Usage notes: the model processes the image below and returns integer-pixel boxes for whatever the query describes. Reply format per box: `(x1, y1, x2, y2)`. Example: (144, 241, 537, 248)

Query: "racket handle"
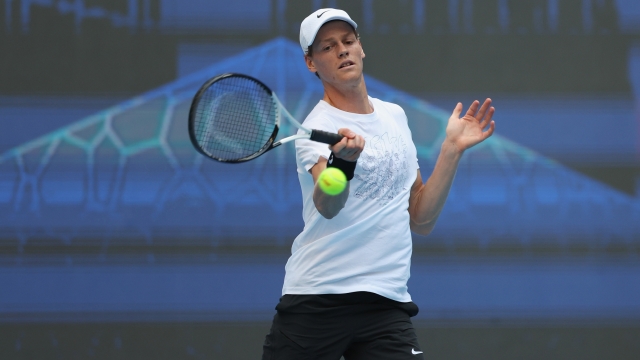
(310, 129, 344, 145)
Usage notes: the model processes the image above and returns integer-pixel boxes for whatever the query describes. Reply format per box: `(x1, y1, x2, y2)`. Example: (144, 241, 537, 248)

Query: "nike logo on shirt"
(412, 348, 423, 355)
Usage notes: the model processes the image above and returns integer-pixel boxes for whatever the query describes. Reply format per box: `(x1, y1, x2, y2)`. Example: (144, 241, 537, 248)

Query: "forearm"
(310, 155, 351, 219)
(410, 141, 462, 234)
(313, 182, 350, 219)
(309, 128, 365, 219)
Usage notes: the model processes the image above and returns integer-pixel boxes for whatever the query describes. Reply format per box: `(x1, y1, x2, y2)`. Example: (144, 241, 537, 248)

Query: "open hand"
(446, 99, 495, 153)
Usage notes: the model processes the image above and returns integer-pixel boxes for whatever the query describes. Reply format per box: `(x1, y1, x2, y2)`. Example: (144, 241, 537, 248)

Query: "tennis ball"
(318, 167, 347, 196)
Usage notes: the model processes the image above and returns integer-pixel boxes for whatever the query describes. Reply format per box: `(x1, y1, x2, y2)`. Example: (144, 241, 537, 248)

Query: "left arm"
(409, 99, 495, 235)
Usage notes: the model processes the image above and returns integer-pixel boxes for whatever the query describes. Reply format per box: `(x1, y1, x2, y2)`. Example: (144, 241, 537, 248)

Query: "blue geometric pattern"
(0, 38, 638, 251)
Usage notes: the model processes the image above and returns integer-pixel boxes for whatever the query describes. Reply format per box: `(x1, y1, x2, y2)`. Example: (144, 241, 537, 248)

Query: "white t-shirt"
(282, 97, 419, 302)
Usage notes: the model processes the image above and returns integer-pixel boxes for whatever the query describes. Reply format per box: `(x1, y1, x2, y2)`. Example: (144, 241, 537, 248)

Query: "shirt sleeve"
(295, 116, 337, 172)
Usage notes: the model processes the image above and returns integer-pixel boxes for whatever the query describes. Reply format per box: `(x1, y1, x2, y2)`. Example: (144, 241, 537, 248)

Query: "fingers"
(479, 106, 495, 129)
(337, 128, 356, 139)
(452, 102, 463, 118)
(463, 99, 493, 123)
(330, 128, 365, 162)
(474, 98, 492, 122)
(482, 120, 496, 140)
(465, 100, 479, 118)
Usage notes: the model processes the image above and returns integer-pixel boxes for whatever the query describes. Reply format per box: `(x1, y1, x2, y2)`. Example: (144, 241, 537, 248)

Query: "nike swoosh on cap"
(317, 10, 330, 18)
(412, 348, 423, 355)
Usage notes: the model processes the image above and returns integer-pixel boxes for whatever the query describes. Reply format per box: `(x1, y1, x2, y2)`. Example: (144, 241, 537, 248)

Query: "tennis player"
(262, 8, 495, 360)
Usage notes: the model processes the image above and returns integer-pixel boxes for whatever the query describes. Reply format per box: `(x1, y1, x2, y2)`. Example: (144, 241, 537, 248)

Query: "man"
(262, 8, 495, 359)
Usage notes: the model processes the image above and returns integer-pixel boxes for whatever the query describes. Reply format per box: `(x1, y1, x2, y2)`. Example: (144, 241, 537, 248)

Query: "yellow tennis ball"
(318, 167, 347, 196)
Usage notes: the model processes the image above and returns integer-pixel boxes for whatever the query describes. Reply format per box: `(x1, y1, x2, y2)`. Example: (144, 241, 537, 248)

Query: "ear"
(304, 54, 317, 74)
(358, 40, 365, 59)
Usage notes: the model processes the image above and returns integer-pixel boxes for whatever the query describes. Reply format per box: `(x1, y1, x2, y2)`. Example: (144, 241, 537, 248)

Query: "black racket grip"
(309, 129, 344, 145)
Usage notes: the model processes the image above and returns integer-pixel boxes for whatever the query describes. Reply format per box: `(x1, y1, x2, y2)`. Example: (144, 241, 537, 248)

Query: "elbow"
(316, 202, 344, 219)
(313, 187, 348, 219)
(319, 209, 339, 219)
(410, 219, 436, 236)
(411, 226, 433, 236)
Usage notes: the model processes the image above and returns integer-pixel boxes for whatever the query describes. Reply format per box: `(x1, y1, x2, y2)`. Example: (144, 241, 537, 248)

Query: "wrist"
(441, 139, 464, 160)
(327, 152, 357, 181)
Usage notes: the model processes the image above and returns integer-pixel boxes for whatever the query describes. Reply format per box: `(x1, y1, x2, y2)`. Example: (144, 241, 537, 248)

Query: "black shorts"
(261, 292, 424, 360)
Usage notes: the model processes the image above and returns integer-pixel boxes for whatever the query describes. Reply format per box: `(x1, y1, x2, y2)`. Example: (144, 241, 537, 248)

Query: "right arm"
(310, 128, 365, 219)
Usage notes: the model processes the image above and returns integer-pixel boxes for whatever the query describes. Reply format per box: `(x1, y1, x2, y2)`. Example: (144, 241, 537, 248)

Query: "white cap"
(299, 8, 358, 54)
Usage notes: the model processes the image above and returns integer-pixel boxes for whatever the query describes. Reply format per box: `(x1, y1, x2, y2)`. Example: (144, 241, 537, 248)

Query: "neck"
(322, 77, 372, 114)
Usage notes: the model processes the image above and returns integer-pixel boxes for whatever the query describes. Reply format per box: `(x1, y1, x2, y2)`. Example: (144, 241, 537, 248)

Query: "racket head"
(188, 73, 280, 163)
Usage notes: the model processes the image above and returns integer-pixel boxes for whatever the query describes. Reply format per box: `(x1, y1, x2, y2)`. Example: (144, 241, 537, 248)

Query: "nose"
(338, 43, 349, 58)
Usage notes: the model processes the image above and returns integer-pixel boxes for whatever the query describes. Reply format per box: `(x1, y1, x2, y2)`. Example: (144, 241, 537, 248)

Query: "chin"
(337, 69, 363, 82)
(343, 73, 364, 84)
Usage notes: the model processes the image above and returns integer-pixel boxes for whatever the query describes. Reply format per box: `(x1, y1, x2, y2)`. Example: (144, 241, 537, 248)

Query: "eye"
(323, 45, 331, 51)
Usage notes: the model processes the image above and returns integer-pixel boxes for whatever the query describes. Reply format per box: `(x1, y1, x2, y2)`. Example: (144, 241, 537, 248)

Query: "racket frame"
(188, 73, 338, 163)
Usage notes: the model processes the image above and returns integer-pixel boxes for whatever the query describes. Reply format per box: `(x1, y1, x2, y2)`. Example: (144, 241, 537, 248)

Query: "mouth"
(339, 60, 355, 69)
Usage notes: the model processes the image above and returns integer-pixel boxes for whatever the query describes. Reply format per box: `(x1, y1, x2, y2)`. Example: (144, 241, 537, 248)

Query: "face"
(305, 21, 365, 86)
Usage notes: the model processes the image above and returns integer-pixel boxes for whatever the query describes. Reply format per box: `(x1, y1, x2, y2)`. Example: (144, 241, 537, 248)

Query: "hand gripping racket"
(188, 73, 344, 163)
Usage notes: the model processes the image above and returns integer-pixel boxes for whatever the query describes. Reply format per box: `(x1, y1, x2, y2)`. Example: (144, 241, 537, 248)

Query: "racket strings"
(193, 76, 277, 161)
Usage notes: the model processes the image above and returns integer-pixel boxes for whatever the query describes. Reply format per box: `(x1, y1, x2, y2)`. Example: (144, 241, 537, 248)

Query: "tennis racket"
(188, 73, 344, 163)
